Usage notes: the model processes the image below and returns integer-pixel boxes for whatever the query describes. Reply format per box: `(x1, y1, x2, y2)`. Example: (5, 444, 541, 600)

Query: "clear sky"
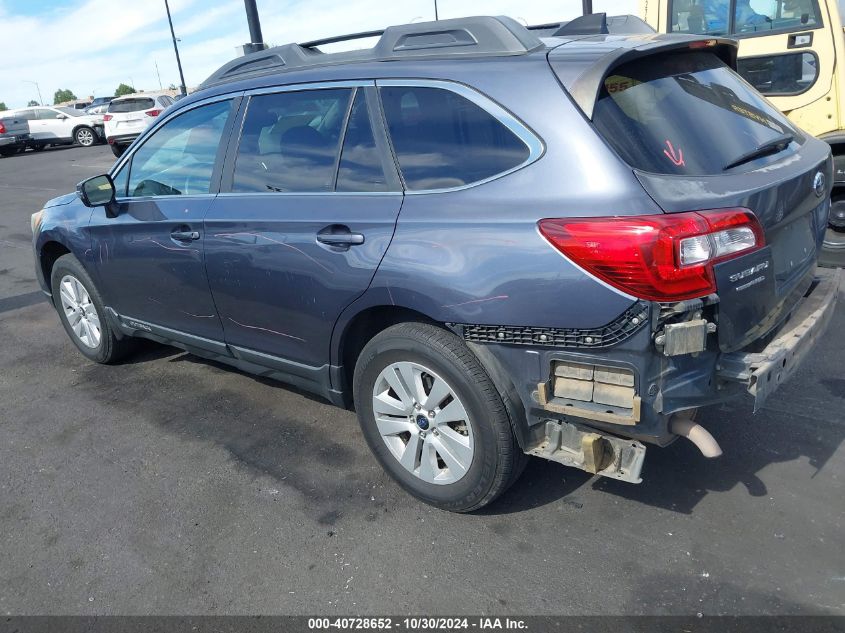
(0, 0, 637, 109)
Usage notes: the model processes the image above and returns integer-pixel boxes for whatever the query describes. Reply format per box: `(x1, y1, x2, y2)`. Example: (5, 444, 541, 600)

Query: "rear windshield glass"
(108, 98, 155, 113)
(592, 52, 801, 175)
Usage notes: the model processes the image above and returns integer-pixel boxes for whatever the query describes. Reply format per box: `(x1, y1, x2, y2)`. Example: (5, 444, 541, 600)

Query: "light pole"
(23, 80, 43, 106)
(434, 0, 439, 20)
(164, 0, 187, 95)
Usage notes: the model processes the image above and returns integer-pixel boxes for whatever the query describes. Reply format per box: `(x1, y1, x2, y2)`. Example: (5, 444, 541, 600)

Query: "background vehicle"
(32, 16, 838, 511)
(640, 0, 845, 266)
(84, 104, 109, 116)
(9, 106, 103, 149)
(0, 112, 30, 157)
(89, 96, 114, 109)
(104, 94, 174, 157)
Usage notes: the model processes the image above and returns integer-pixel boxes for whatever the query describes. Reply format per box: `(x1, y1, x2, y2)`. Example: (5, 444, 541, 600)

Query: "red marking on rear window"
(664, 140, 685, 167)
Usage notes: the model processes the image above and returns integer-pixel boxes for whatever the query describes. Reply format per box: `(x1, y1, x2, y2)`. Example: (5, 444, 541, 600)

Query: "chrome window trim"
(215, 190, 401, 199)
(244, 79, 375, 97)
(375, 78, 545, 195)
(108, 91, 242, 178)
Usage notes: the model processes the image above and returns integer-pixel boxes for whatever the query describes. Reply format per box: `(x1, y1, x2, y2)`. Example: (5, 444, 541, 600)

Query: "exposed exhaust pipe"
(670, 415, 723, 458)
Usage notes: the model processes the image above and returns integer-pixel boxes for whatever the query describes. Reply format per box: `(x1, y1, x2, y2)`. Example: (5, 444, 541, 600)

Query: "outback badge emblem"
(813, 171, 825, 197)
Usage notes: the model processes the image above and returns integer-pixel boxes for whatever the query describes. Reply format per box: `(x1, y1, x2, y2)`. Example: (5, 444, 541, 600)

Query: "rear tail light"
(538, 209, 765, 302)
(103, 114, 113, 122)
(144, 109, 162, 117)
(0, 121, 6, 134)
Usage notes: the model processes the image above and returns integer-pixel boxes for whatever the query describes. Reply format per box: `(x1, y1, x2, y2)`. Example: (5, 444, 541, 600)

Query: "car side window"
(232, 88, 351, 193)
(17, 110, 36, 121)
(379, 86, 530, 191)
(126, 100, 232, 198)
(37, 109, 58, 120)
(336, 90, 390, 192)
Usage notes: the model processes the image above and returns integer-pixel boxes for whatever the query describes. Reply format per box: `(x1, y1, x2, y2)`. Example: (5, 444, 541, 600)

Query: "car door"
(203, 84, 403, 371)
(36, 108, 72, 141)
(88, 96, 238, 345)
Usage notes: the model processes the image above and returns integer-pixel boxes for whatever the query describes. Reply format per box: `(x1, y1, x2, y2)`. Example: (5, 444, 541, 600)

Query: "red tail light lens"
(0, 121, 6, 134)
(144, 109, 162, 117)
(103, 114, 113, 122)
(538, 209, 765, 302)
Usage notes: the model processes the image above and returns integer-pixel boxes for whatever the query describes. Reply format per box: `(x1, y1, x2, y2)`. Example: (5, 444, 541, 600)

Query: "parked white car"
(104, 94, 174, 157)
(9, 106, 104, 149)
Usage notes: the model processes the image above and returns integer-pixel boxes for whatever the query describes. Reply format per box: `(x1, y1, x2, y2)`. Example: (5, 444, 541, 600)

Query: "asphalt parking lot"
(0, 145, 843, 616)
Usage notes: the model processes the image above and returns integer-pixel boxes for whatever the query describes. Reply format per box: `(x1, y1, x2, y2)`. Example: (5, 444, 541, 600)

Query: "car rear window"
(592, 52, 802, 175)
(379, 86, 530, 190)
(109, 98, 155, 113)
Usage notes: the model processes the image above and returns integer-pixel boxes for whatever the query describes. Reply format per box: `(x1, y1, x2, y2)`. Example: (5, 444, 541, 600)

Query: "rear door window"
(592, 52, 801, 175)
(109, 98, 155, 113)
(378, 86, 530, 191)
(232, 88, 351, 193)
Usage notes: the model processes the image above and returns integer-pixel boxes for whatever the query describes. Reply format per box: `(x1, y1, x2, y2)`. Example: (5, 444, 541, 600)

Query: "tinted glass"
(109, 98, 155, 113)
(17, 110, 37, 121)
(337, 90, 389, 192)
(670, 0, 819, 34)
(37, 109, 61, 120)
(233, 89, 350, 193)
(127, 100, 231, 197)
(737, 52, 818, 94)
(593, 52, 800, 175)
(379, 86, 529, 190)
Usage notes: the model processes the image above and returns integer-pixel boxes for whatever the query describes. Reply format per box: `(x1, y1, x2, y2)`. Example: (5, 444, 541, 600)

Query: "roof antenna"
(242, 0, 268, 54)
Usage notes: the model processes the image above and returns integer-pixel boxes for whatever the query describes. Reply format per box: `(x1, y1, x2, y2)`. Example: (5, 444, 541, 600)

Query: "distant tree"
(53, 88, 77, 104)
(0, 102, 6, 111)
(167, 83, 177, 90)
(114, 83, 135, 97)
(27, 100, 39, 107)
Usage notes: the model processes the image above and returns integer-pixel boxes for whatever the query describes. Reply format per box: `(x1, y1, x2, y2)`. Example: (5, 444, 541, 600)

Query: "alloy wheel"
(371, 361, 474, 485)
(58, 274, 101, 348)
(76, 129, 95, 146)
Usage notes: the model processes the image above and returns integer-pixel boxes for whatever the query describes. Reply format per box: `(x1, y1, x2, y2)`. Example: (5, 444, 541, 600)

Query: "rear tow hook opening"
(670, 414, 723, 458)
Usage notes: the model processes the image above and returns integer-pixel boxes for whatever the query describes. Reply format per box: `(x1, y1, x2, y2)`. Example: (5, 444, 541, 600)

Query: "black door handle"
(316, 226, 365, 247)
(171, 228, 200, 241)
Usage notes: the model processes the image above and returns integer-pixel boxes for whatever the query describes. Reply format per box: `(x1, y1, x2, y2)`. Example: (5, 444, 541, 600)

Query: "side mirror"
(56, 114, 67, 120)
(77, 174, 118, 218)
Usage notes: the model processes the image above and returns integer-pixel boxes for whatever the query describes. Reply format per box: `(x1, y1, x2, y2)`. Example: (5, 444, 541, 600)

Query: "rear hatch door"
(106, 97, 156, 136)
(554, 44, 832, 350)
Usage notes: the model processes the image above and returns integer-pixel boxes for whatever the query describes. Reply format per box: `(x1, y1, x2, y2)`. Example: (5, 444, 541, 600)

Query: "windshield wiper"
(723, 133, 794, 171)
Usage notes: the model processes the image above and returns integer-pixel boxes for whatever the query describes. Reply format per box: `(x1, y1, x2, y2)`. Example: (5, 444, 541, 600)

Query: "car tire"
(31, 144, 45, 152)
(50, 254, 135, 364)
(110, 144, 126, 158)
(353, 322, 526, 512)
(74, 126, 96, 147)
(0, 147, 16, 157)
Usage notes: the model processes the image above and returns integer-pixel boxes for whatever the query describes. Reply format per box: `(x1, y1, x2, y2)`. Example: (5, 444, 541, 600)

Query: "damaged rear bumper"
(717, 267, 842, 411)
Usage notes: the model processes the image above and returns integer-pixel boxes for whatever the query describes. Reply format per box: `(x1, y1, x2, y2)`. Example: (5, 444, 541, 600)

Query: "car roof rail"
(200, 15, 544, 89)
